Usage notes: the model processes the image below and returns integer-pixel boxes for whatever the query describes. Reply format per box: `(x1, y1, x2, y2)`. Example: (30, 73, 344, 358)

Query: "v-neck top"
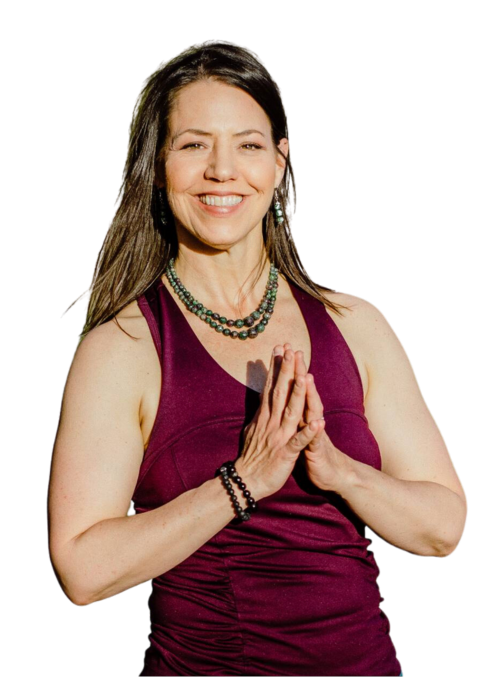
(132, 276, 402, 677)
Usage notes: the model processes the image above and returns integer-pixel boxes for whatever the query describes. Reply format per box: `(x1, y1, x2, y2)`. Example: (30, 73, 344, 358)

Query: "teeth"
(199, 194, 243, 206)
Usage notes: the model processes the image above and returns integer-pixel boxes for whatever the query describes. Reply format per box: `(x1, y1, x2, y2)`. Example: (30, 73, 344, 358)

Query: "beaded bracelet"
(215, 460, 258, 524)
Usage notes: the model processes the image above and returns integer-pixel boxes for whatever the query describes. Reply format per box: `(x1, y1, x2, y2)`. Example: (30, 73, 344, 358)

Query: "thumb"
(305, 418, 326, 451)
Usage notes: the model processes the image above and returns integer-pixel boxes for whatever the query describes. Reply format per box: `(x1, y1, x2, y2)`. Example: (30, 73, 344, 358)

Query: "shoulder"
(74, 310, 140, 390)
(324, 289, 418, 395)
(115, 298, 161, 374)
(324, 290, 392, 334)
(72, 300, 159, 406)
(324, 290, 388, 333)
(324, 289, 379, 317)
(332, 294, 400, 364)
(322, 290, 402, 398)
(117, 298, 146, 319)
(79, 300, 150, 361)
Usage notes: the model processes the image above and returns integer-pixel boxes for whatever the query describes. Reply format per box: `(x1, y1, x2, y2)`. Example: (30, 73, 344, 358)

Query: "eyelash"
(181, 143, 263, 151)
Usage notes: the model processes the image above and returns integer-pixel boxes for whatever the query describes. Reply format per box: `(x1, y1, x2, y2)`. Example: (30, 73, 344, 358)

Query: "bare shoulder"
(115, 297, 161, 373)
(322, 290, 392, 400)
(328, 292, 408, 386)
(324, 290, 386, 330)
(80, 300, 151, 364)
(116, 298, 146, 321)
(325, 290, 391, 348)
(114, 299, 162, 444)
(100, 299, 155, 342)
(74, 300, 159, 404)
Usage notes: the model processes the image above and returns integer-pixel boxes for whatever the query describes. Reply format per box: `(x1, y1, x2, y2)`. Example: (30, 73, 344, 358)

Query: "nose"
(204, 141, 239, 182)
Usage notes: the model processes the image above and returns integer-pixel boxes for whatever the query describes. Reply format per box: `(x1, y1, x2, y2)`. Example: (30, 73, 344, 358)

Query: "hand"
(236, 345, 323, 501)
(283, 343, 355, 494)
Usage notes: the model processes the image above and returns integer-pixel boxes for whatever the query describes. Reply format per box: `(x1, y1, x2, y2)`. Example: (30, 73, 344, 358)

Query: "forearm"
(61, 472, 251, 606)
(336, 458, 466, 557)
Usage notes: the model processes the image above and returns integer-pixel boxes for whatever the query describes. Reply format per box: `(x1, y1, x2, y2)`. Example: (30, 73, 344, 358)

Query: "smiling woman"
(155, 78, 289, 253)
(48, 39, 465, 677)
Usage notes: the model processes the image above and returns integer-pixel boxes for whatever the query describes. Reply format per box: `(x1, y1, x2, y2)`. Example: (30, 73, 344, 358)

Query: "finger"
(293, 348, 324, 427)
(285, 418, 322, 453)
(260, 345, 285, 413)
(270, 347, 297, 423)
(306, 417, 326, 448)
(305, 373, 324, 421)
(289, 345, 305, 383)
(294, 350, 307, 381)
(295, 351, 310, 427)
(280, 373, 307, 434)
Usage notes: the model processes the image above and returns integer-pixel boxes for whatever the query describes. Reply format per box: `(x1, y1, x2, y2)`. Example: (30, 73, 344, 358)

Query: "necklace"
(166, 258, 279, 340)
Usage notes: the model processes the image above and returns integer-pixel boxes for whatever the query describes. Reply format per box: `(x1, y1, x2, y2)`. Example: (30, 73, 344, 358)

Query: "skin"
(152, 79, 334, 492)
(154, 80, 467, 558)
(154, 79, 289, 308)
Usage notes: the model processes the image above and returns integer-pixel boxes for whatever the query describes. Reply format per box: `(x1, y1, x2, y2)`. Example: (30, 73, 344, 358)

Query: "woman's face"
(157, 79, 288, 249)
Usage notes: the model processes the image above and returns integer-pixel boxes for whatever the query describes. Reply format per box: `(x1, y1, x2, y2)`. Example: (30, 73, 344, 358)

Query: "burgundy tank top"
(132, 276, 402, 676)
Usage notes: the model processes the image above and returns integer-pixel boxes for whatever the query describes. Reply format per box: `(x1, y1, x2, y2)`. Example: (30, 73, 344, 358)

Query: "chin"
(194, 222, 254, 244)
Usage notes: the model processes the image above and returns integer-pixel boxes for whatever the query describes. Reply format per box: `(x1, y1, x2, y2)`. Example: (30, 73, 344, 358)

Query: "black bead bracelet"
(215, 460, 258, 524)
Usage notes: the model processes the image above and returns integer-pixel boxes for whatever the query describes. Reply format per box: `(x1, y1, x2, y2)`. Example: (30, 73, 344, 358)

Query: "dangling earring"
(158, 188, 168, 226)
(273, 189, 284, 226)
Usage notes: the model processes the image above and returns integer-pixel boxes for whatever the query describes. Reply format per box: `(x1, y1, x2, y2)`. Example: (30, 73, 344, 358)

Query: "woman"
(48, 41, 466, 676)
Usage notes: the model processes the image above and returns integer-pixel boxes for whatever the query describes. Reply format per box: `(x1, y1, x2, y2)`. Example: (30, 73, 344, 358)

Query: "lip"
(195, 192, 248, 217)
(196, 190, 247, 196)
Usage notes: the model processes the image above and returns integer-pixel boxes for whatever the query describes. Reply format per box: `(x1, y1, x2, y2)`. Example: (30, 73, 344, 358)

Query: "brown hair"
(68, 40, 349, 342)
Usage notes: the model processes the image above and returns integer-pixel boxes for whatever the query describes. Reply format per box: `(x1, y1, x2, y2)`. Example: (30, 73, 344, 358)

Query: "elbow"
(61, 590, 90, 606)
(59, 581, 99, 607)
(431, 496, 467, 558)
(56, 571, 94, 606)
(433, 538, 460, 558)
(49, 546, 94, 607)
(445, 496, 467, 556)
(68, 586, 93, 606)
(435, 530, 465, 558)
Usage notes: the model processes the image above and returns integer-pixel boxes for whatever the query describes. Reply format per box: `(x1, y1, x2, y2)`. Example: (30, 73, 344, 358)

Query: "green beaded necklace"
(166, 258, 279, 340)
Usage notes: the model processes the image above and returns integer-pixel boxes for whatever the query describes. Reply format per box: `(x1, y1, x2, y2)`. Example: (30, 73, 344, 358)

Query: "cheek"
(165, 157, 201, 191)
(244, 157, 278, 186)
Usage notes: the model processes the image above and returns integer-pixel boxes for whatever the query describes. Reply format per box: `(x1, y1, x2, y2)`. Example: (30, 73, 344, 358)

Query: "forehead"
(169, 79, 271, 133)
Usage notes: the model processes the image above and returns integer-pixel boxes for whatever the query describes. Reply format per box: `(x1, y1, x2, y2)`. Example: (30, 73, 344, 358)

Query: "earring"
(273, 190, 284, 226)
(158, 188, 168, 226)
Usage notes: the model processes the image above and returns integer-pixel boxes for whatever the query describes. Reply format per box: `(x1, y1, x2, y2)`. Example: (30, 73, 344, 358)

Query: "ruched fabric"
(133, 277, 403, 676)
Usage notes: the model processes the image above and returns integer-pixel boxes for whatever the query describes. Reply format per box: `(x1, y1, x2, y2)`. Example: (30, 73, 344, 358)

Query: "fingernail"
(310, 420, 318, 431)
(296, 377, 304, 387)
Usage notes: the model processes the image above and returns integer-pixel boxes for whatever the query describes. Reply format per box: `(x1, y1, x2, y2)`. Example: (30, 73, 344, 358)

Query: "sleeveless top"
(132, 276, 403, 677)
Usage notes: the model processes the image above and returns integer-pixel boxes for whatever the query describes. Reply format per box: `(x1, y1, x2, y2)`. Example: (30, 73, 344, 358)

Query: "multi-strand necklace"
(166, 258, 279, 340)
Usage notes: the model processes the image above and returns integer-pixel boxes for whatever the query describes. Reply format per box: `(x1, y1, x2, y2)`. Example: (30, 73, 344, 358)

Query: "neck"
(166, 251, 275, 319)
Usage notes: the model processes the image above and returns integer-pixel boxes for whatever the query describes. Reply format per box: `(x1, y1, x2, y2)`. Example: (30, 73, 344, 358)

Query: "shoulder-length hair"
(70, 40, 349, 341)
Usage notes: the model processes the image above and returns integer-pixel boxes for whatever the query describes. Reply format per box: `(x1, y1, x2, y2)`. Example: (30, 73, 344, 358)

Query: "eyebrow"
(172, 128, 266, 142)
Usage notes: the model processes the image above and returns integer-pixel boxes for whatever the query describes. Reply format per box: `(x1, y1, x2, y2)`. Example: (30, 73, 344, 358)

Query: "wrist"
(332, 455, 361, 497)
(233, 459, 266, 503)
(212, 460, 261, 523)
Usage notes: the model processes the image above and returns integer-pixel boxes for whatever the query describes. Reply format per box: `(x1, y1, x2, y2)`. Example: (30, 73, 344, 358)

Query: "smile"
(199, 194, 244, 206)
(197, 195, 248, 217)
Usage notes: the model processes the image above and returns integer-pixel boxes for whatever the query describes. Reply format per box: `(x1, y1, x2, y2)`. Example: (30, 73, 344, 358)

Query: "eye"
(182, 143, 262, 150)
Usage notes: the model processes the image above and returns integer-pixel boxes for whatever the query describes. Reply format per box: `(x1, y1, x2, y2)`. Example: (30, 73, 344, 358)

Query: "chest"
(139, 284, 369, 448)
(181, 294, 313, 394)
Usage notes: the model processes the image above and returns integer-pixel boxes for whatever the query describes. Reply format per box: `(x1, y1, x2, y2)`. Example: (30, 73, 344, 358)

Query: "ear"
(274, 138, 289, 187)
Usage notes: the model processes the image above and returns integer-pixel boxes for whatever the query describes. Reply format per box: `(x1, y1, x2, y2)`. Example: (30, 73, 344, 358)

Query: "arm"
(337, 460, 465, 557)
(334, 297, 467, 557)
(48, 308, 249, 606)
